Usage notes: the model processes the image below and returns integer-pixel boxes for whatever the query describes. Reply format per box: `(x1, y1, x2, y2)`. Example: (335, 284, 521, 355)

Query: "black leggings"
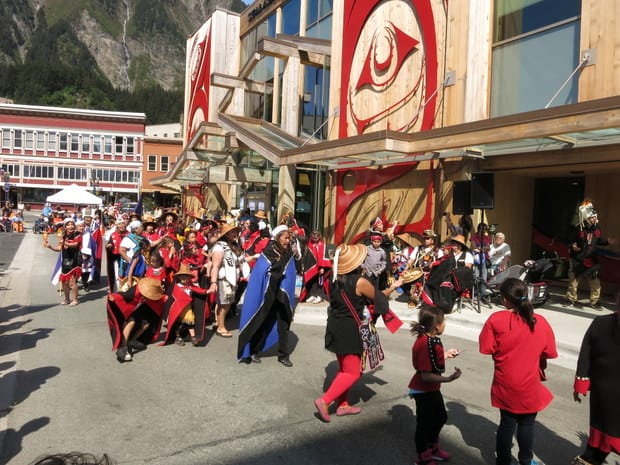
(412, 390, 448, 453)
(496, 409, 537, 465)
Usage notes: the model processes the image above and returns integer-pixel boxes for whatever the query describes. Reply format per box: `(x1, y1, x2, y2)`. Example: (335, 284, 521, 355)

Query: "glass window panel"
(115, 136, 123, 154)
(82, 135, 91, 153)
(491, 21, 580, 116)
(161, 156, 169, 172)
(25, 131, 34, 149)
(127, 137, 134, 154)
(494, 0, 580, 43)
(14, 130, 22, 148)
(48, 133, 57, 151)
(148, 155, 156, 171)
(307, 0, 318, 25)
(36, 132, 45, 150)
(71, 135, 79, 151)
(317, 15, 332, 40)
(319, 0, 332, 17)
(282, 0, 301, 35)
(59, 132, 68, 151)
(104, 136, 113, 153)
(93, 137, 101, 153)
(2, 129, 10, 148)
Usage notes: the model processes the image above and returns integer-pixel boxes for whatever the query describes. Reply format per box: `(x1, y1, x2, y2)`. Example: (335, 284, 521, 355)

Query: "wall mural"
(185, 21, 212, 145)
(335, 0, 441, 243)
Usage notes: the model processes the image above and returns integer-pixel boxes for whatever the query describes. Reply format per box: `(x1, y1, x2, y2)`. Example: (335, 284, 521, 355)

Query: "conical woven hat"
(138, 277, 165, 300)
(334, 244, 367, 275)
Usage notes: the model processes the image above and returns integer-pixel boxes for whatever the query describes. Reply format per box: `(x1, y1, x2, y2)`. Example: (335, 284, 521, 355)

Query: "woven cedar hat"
(254, 210, 268, 220)
(423, 229, 437, 238)
(216, 222, 241, 241)
(334, 244, 367, 275)
(401, 268, 424, 284)
(449, 234, 468, 249)
(142, 215, 158, 228)
(138, 277, 165, 300)
(174, 263, 193, 278)
(160, 210, 179, 223)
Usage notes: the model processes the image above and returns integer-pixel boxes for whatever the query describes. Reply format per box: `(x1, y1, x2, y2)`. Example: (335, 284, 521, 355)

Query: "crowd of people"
(34, 199, 619, 465)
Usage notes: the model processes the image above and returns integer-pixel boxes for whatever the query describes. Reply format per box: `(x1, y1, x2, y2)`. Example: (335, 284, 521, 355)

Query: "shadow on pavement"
(0, 417, 50, 465)
(446, 400, 584, 464)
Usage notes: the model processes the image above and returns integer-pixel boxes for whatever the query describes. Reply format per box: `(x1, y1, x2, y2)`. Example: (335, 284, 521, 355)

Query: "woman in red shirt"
(479, 278, 558, 465)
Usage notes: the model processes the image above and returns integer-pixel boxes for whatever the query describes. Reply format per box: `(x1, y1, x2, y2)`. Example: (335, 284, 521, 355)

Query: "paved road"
(0, 230, 618, 465)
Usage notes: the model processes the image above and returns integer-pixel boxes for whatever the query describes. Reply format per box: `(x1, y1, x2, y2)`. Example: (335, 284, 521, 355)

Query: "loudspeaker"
(471, 172, 495, 209)
(453, 180, 473, 215)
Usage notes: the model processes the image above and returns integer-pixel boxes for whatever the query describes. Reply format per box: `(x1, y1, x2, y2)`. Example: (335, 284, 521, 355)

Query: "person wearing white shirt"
(489, 232, 511, 275)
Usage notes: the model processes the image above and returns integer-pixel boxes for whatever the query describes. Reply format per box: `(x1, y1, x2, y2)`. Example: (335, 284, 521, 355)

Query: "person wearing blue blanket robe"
(238, 225, 298, 367)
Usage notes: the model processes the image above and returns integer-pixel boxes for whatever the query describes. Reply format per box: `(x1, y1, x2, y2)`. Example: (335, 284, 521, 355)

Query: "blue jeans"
(496, 409, 537, 465)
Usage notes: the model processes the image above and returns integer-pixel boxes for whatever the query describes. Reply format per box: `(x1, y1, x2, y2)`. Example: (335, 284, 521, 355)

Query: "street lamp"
(0, 168, 10, 207)
(90, 173, 100, 196)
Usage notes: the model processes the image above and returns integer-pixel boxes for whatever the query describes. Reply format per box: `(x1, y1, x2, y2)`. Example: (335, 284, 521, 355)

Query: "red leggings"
(321, 354, 362, 407)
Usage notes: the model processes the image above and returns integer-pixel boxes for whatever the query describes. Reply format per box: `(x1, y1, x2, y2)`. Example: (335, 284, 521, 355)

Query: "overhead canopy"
(46, 184, 103, 206)
(155, 94, 620, 189)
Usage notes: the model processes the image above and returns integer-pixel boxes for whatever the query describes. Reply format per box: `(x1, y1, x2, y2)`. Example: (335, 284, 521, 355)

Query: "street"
(0, 231, 615, 465)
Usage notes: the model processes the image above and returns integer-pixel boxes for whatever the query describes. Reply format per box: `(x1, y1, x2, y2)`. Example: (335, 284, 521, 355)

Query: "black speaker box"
(471, 172, 495, 209)
(453, 180, 473, 215)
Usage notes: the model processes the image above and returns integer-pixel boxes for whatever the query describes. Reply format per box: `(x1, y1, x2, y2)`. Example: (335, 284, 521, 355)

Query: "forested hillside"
(0, 0, 246, 123)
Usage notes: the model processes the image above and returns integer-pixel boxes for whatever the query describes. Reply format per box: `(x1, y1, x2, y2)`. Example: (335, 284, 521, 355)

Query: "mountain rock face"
(0, 0, 246, 91)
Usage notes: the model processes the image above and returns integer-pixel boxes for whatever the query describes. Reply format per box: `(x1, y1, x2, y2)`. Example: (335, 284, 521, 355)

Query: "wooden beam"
(258, 37, 298, 60)
(211, 73, 273, 94)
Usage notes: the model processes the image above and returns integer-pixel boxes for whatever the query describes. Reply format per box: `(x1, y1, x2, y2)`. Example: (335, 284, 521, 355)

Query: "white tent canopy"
(46, 183, 103, 206)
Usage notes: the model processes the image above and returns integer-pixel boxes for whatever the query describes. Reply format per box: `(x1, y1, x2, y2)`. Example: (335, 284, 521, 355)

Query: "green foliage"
(0, 1, 36, 62)
(128, 0, 184, 43)
(43, 0, 88, 27)
(128, 54, 157, 88)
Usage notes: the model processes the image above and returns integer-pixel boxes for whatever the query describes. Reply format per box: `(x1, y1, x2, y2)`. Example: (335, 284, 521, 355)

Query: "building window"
(147, 155, 157, 171)
(82, 134, 91, 153)
(126, 137, 134, 154)
(306, 0, 333, 39)
(282, 0, 301, 35)
(36, 132, 45, 150)
(71, 134, 79, 152)
(2, 129, 11, 148)
(58, 167, 87, 180)
(93, 136, 101, 153)
(161, 156, 169, 172)
(23, 165, 54, 179)
(59, 132, 68, 151)
(302, 66, 330, 139)
(490, 0, 581, 116)
(14, 130, 23, 149)
(25, 131, 34, 149)
(115, 136, 124, 154)
(104, 136, 113, 153)
(48, 132, 57, 151)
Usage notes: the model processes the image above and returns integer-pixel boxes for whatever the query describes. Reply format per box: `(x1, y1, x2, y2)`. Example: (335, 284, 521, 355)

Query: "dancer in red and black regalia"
(299, 230, 331, 303)
(106, 277, 166, 363)
(572, 293, 620, 465)
(45, 218, 82, 306)
(161, 263, 210, 347)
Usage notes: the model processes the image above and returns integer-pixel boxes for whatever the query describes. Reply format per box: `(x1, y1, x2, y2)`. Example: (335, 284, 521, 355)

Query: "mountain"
(0, 0, 246, 122)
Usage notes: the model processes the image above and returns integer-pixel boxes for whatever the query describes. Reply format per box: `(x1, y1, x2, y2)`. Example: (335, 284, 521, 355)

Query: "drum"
(401, 267, 424, 284)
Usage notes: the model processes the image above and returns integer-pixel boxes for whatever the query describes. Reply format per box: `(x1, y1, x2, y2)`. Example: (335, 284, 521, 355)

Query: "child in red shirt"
(409, 305, 462, 465)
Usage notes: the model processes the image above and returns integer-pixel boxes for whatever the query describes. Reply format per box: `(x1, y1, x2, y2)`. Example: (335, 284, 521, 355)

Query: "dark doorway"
(532, 176, 584, 255)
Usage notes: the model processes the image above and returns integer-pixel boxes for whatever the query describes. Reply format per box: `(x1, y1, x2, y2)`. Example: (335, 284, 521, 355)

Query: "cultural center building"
(153, 0, 620, 290)
(0, 103, 145, 208)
